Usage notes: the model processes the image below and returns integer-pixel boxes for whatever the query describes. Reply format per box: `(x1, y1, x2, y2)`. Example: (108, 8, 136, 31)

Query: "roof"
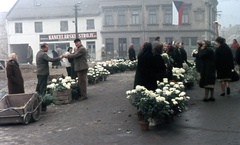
(6, 0, 101, 21)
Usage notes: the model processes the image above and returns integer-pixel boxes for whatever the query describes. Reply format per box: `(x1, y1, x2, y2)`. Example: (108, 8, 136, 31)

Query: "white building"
(6, 0, 102, 63)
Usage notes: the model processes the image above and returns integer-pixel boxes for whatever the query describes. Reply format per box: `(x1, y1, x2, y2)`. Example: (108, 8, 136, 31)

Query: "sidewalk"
(0, 71, 240, 145)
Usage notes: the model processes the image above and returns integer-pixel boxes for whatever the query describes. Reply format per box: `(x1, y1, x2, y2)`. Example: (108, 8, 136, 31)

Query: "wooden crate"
(53, 89, 72, 105)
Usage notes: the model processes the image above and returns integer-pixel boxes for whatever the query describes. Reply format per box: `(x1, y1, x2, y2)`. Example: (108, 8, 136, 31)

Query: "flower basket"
(53, 89, 72, 105)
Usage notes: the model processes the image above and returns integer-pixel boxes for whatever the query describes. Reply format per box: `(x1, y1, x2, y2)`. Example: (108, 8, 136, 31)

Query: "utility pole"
(74, 4, 79, 38)
(74, 2, 81, 38)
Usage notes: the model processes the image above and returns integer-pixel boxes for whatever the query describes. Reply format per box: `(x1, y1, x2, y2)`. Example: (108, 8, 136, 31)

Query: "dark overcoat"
(199, 47, 216, 87)
(6, 60, 24, 94)
(215, 43, 234, 79)
(128, 46, 136, 61)
(134, 43, 157, 91)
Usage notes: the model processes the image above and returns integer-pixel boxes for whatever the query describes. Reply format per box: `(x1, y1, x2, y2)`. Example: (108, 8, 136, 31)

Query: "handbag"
(231, 70, 239, 82)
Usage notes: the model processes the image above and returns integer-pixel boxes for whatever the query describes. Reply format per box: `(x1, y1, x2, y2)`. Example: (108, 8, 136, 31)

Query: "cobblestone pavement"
(0, 66, 240, 145)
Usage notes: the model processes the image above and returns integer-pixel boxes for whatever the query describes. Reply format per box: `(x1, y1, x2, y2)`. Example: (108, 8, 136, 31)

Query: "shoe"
(202, 98, 209, 102)
(227, 87, 230, 95)
(208, 97, 215, 102)
(77, 96, 88, 101)
(220, 92, 225, 96)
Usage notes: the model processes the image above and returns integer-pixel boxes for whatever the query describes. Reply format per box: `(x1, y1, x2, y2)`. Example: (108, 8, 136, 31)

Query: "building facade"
(6, 0, 102, 63)
(6, 0, 218, 63)
(100, 0, 218, 58)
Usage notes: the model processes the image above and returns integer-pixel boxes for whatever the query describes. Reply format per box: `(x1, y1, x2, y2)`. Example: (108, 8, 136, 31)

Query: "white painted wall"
(7, 15, 103, 63)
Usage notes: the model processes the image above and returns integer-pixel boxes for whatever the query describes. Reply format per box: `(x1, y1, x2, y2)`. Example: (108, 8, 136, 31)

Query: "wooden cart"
(0, 93, 42, 125)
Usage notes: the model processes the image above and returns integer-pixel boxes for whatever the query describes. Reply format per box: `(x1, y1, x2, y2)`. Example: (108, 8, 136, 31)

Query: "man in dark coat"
(128, 43, 136, 61)
(36, 43, 62, 97)
(63, 38, 89, 101)
(6, 53, 24, 94)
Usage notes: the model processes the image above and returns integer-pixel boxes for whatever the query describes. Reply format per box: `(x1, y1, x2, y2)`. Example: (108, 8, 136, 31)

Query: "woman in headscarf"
(215, 37, 234, 96)
(133, 42, 158, 91)
(199, 40, 216, 102)
(6, 53, 25, 94)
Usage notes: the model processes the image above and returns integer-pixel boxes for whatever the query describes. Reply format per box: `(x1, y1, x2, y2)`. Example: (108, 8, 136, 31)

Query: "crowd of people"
(132, 36, 238, 102)
(5, 35, 239, 113)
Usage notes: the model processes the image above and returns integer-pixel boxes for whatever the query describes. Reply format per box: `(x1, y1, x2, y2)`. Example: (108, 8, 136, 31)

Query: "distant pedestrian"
(52, 49, 61, 68)
(173, 42, 184, 68)
(128, 43, 136, 61)
(63, 47, 72, 76)
(152, 36, 160, 49)
(36, 43, 62, 97)
(27, 46, 33, 64)
(62, 38, 89, 101)
(199, 40, 216, 102)
(230, 39, 239, 64)
(215, 37, 234, 96)
(6, 53, 25, 94)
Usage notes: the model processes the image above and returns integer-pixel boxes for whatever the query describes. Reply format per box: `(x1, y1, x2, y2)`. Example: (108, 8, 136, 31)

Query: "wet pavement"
(0, 70, 240, 145)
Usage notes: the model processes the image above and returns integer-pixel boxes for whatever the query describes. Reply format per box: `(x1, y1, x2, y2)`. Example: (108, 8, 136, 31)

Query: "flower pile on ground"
(87, 64, 110, 84)
(126, 78, 190, 122)
(96, 59, 137, 74)
(172, 67, 185, 82)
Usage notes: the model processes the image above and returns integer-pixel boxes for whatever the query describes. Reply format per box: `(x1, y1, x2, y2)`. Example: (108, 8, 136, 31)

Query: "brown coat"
(6, 60, 24, 94)
(68, 45, 89, 72)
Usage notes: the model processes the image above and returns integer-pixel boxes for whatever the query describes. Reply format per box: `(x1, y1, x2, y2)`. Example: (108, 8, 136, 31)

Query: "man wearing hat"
(62, 38, 89, 100)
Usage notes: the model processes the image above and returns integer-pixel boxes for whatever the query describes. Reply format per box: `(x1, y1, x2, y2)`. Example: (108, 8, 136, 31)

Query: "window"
(87, 41, 96, 59)
(132, 38, 140, 55)
(164, 8, 172, 24)
(105, 38, 114, 58)
(131, 9, 140, 24)
(119, 38, 127, 58)
(182, 10, 189, 24)
(104, 11, 113, 26)
(35, 22, 42, 33)
(148, 9, 157, 24)
(194, 9, 204, 22)
(165, 37, 173, 44)
(117, 9, 126, 25)
(60, 21, 68, 31)
(15, 23, 22, 33)
(87, 19, 95, 30)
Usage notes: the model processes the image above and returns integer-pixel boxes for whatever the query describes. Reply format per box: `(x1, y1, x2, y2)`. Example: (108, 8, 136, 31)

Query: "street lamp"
(74, 2, 82, 38)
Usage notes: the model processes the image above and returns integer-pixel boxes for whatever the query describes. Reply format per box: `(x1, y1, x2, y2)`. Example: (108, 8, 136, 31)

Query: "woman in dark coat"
(215, 37, 234, 96)
(133, 42, 157, 91)
(6, 53, 25, 94)
(199, 40, 216, 102)
(152, 43, 167, 82)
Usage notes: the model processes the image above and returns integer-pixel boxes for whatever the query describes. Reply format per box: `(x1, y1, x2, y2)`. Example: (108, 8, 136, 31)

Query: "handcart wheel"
(23, 113, 31, 124)
(31, 98, 41, 122)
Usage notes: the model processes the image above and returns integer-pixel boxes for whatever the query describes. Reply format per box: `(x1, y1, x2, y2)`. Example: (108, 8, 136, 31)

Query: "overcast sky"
(0, 0, 239, 28)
